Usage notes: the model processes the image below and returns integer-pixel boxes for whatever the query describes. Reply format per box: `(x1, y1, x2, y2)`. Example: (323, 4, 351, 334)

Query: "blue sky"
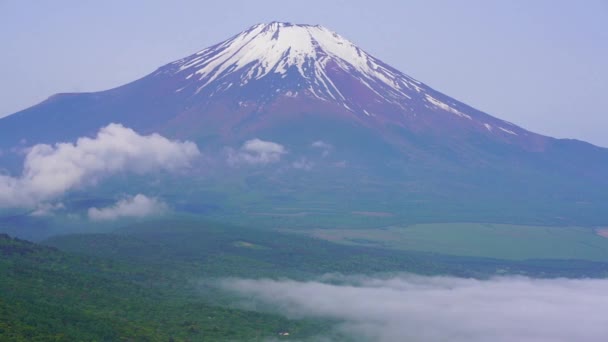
(1, 0, 607, 146)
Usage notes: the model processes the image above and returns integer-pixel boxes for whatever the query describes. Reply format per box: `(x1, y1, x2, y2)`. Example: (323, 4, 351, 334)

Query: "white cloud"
(0, 123, 200, 208)
(311, 140, 332, 149)
(292, 157, 314, 170)
(311, 140, 333, 157)
(30, 202, 65, 217)
(88, 194, 167, 221)
(221, 274, 608, 342)
(227, 138, 286, 165)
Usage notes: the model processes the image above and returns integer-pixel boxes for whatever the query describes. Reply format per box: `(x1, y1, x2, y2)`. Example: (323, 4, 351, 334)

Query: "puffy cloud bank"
(221, 274, 608, 342)
(227, 138, 286, 165)
(88, 194, 167, 221)
(0, 123, 200, 207)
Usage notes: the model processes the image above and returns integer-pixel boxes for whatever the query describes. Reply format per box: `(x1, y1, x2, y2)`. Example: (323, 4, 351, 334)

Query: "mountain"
(1, 22, 607, 225)
(0, 22, 546, 149)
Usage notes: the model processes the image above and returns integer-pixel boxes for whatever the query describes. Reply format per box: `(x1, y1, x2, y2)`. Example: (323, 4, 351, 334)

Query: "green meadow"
(286, 223, 608, 262)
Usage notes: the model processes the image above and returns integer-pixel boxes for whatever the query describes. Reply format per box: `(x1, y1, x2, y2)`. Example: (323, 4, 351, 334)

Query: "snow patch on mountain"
(499, 127, 518, 135)
(424, 94, 471, 120)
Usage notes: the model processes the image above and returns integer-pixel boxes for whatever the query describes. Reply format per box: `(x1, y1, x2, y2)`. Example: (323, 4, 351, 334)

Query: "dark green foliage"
(0, 234, 321, 341)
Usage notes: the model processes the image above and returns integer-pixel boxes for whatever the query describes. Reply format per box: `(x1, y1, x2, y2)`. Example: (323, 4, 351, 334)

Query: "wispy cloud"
(311, 140, 333, 157)
(29, 202, 65, 217)
(227, 138, 287, 165)
(88, 194, 167, 221)
(292, 157, 314, 170)
(221, 274, 608, 342)
(0, 123, 200, 208)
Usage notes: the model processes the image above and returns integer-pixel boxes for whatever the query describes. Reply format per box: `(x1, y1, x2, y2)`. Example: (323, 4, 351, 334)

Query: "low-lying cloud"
(0, 123, 200, 208)
(221, 274, 608, 342)
(227, 138, 287, 165)
(88, 194, 167, 221)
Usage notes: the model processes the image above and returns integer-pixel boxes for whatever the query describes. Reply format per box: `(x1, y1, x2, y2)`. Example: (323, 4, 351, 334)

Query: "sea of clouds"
(220, 274, 608, 342)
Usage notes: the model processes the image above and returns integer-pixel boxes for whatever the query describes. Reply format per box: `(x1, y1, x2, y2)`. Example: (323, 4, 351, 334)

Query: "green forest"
(3, 218, 608, 341)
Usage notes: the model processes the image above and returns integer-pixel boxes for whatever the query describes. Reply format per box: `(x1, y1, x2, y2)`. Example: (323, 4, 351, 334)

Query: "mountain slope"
(0, 22, 606, 224)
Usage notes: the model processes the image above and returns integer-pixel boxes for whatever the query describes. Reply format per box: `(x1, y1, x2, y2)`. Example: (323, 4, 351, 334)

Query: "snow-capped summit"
(2, 22, 553, 150)
(169, 21, 422, 107)
(150, 22, 530, 144)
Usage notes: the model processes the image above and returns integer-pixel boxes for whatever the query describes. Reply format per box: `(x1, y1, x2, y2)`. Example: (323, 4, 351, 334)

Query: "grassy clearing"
(233, 240, 269, 249)
(286, 223, 608, 262)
